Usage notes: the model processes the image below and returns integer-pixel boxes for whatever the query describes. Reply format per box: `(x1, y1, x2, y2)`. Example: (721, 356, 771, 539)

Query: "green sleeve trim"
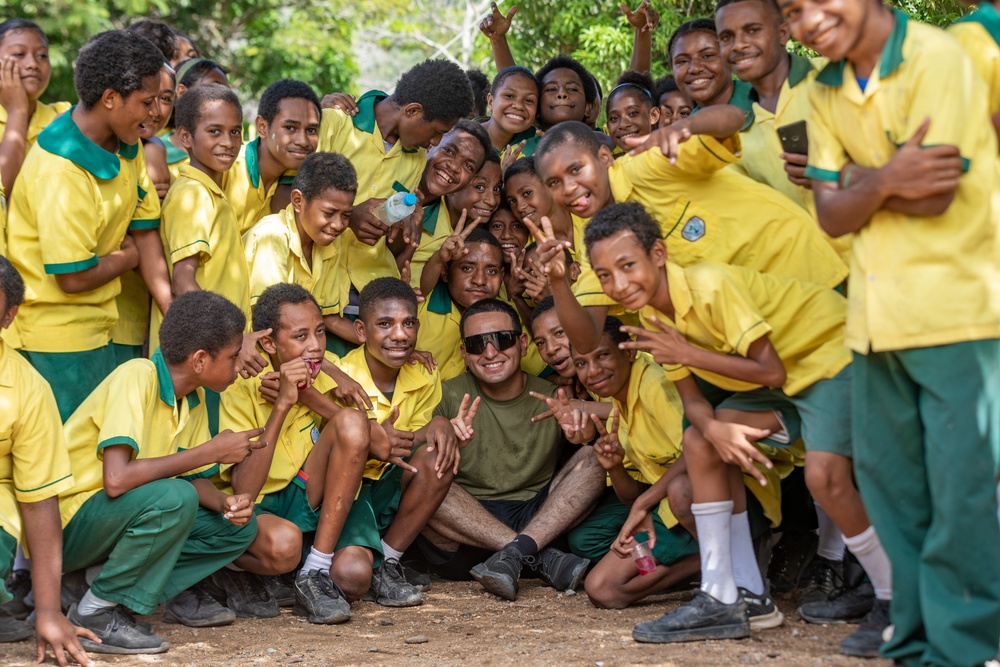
(733, 319, 769, 355)
(128, 218, 160, 231)
(804, 166, 840, 183)
(179, 463, 220, 481)
(44, 255, 99, 275)
(15, 473, 73, 494)
(170, 239, 210, 257)
(697, 136, 730, 165)
(97, 436, 139, 456)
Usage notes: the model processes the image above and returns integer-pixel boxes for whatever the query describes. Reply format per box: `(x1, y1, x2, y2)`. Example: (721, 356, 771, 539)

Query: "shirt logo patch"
(311, 426, 320, 444)
(681, 217, 706, 242)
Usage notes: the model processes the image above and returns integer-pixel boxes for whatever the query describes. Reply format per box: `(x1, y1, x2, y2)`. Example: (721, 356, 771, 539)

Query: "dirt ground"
(0, 579, 888, 667)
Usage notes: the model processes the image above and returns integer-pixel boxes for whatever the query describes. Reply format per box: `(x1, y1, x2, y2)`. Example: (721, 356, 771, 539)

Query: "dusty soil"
(1, 580, 887, 667)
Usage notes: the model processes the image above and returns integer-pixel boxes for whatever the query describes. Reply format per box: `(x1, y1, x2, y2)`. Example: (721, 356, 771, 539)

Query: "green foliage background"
(5, 0, 969, 108)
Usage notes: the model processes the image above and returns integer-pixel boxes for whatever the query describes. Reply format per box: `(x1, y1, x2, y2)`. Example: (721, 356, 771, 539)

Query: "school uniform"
(407, 198, 451, 288)
(571, 132, 848, 312)
(161, 131, 190, 181)
(0, 338, 75, 602)
(223, 138, 296, 235)
(949, 3, 1000, 115)
(5, 109, 160, 420)
(331, 345, 440, 564)
(58, 351, 257, 615)
(805, 12, 1000, 664)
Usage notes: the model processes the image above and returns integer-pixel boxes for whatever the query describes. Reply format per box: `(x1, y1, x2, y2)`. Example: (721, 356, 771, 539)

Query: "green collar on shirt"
(816, 9, 909, 86)
(427, 281, 456, 314)
(243, 137, 264, 188)
(152, 348, 201, 409)
(787, 52, 816, 88)
(37, 107, 139, 180)
(162, 132, 189, 164)
(352, 90, 419, 154)
(422, 198, 444, 235)
(955, 1, 1000, 47)
(695, 79, 756, 130)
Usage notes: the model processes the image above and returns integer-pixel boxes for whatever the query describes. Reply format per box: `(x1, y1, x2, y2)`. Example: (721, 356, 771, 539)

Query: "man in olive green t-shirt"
(416, 299, 604, 601)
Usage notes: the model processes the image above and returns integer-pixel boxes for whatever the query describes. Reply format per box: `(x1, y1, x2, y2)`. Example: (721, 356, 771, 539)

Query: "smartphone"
(777, 120, 808, 155)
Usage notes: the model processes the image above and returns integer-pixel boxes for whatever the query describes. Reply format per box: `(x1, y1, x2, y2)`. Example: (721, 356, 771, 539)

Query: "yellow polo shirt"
(949, 3, 1000, 115)
(243, 206, 341, 315)
(408, 199, 451, 288)
(318, 91, 426, 307)
(333, 345, 441, 480)
(806, 11, 1000, 352)
(153, 164, 251, 349)
(0, 100, 71, 152)
(161, 132, 190, 182)
(640, 261, 850, 396)
(5, 109, 161, 353)
(0, 339, 74, 541)
(223, 138, 296, 235)
(730, 55, 852, 262)
(217, 351, 339, 501)
(572, 133, 848, 310)
(58, 349, 213, 526)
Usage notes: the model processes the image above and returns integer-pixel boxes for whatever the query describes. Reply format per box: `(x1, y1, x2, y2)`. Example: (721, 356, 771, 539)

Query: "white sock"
(692, 500, 738, 604)
(843, 525, 892, 601)
(13, 545, 29, 571)
(381, 541, 404, 563)
(301, 546, 333, 575)
(730, 511, 764, 596)
(815, 503, 845, 561)
(76, 589, 116, 616)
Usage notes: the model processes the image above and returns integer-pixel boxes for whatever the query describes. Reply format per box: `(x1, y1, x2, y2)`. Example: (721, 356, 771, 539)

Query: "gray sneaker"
(361, 559, 423, 607)
(739, 586, 785, 630)
(632, 590, 751, 644)
(293, 570, 351, 624)
(402, 564, 432, 592)
(262, 573, 296, 607)
(532, 548, 590, 592)
(67, 604, 168, 655)
(0, 614, 33, 642)
(210, 569, 279, 618)
(839, 598, 891, 658)
(162, 588, 236, 627)
(470, 545, 523, 601)
(799, 581, 874, 624)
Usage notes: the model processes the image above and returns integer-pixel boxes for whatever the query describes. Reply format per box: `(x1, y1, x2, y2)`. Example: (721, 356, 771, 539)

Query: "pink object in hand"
(634, 541, 656, 576)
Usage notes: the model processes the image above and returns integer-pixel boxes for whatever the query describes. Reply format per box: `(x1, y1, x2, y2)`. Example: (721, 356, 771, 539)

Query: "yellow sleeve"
(317, 108, 348, 153)
(244, 225, 291, 304)
(218, 379, 263, 482)
(11, 378, 74, 503)
(627, 134, 741, 183)
(805, 84, 850, 183)
(948, 23, 1000, 113)
(162, 183, 216, 264)
(404, 373, 442, 432)
(689, 264, 773, 357)
(130, 148, 161, 229)
(36, 168, 102, 274)
(95, 364, 156, 459)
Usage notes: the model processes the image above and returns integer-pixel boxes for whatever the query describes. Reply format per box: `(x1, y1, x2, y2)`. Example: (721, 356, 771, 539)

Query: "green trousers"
(0, 528, 15, 604)
(21, 345, 117, 422)
(63, 478, 257, 615)
(852, 342, 1000, 667)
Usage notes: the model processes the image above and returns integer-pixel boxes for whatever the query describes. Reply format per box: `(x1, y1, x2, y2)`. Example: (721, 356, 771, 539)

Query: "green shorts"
(334, 466, 404, 567)
(716, 366, 852, 458)
(257, 482, 320, 533)
(691, 377, 802, 452)
(21, 344, 117, 422)
(0, 528, 16, 604)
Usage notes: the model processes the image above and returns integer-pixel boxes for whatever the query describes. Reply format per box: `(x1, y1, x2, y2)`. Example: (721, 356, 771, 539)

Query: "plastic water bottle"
(372, 192, 417, 225)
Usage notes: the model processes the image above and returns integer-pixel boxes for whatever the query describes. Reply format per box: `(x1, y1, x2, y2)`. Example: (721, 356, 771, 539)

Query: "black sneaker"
(0, 614, 33, 642)
(798, 556, 845, 606)
(739, 586, 785, 630)
(0, 570, 32, 620)
(361, 559, 423, 607)
(293, 569, 351, 624)
(402, 563, 432, 592)
(632, 590, 751, 644)
(839, 598, 890, 657)
(532, 548, 590, 592)
(162, 588, 236, 627)
(59, 570, 89, 613)
(798, 581, 874, 624)
(768, 530, 818, 594)
(210, 569, 279, 618)
(470, 545, 524, 601)
(67, 604, 169, 655)
(262, 573, 296, 607)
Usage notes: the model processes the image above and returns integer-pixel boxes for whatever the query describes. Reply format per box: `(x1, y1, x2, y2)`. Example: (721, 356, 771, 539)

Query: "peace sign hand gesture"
(438, 209, 483, 264)
(591, 407, 624, 470)
(520, 215, 571, 280)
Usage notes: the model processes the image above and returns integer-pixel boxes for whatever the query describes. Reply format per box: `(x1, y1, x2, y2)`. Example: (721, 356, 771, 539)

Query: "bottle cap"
(403, 193, 417, 206)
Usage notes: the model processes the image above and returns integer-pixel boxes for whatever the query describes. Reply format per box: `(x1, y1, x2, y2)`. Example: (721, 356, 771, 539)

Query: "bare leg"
(382, 447, 454, 553)
(424, 483, 516, 550)
(585, 551, 700, 609)
(234, 514, 302, 575)
(804, 451, 870, 538)
(520, 446, 605, 548)
(307, 409, 370, 554)
(329, 546, 374, 601)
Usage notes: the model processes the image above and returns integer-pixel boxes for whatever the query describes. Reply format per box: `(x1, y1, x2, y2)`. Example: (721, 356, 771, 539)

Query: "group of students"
(0, 0, 998, 664)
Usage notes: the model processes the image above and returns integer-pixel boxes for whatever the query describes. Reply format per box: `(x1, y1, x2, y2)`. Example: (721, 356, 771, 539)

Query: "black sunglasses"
(462, 330, 521, 355)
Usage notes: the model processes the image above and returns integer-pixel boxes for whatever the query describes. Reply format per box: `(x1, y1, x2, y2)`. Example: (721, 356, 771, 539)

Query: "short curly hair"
(159, 291, 246, 364)
(653, 75, 682, 102)
(252, 283, 320, 335)
(74, 30, 166, 110)
(491, 66, 538, 98)
(583, 202, 661, 258)
(128, 20, 177, 62)
(174, 83, 241, 133)
(292, 152, 358, 201)
(466, 69, 490, 118)
(460, 298, 520, 338)
(358, 277, 418, 324)
(535, 54, 598, 104)
(392, 59, 474, 123)
(258, 78, 321, 124)
(0, 256, 25, 310)
(536, 121, 602, 161)
(451, 119, 493, 172)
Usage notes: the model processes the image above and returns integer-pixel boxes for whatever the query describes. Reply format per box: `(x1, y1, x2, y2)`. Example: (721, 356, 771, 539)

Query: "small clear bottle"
(372, 192, 418, 225)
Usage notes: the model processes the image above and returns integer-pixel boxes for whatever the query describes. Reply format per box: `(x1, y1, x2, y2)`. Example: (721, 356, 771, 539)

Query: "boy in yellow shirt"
(59, 291, 263, 655)
(224, 79, 321, 234)
(949, 1, 1000, 141)
(781, 0, 1000, 662)
(532, 115, 846, 356)
(0, 257, 96, 664)
(5, 30, 166, 420)
(215, 284, 374, 624)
